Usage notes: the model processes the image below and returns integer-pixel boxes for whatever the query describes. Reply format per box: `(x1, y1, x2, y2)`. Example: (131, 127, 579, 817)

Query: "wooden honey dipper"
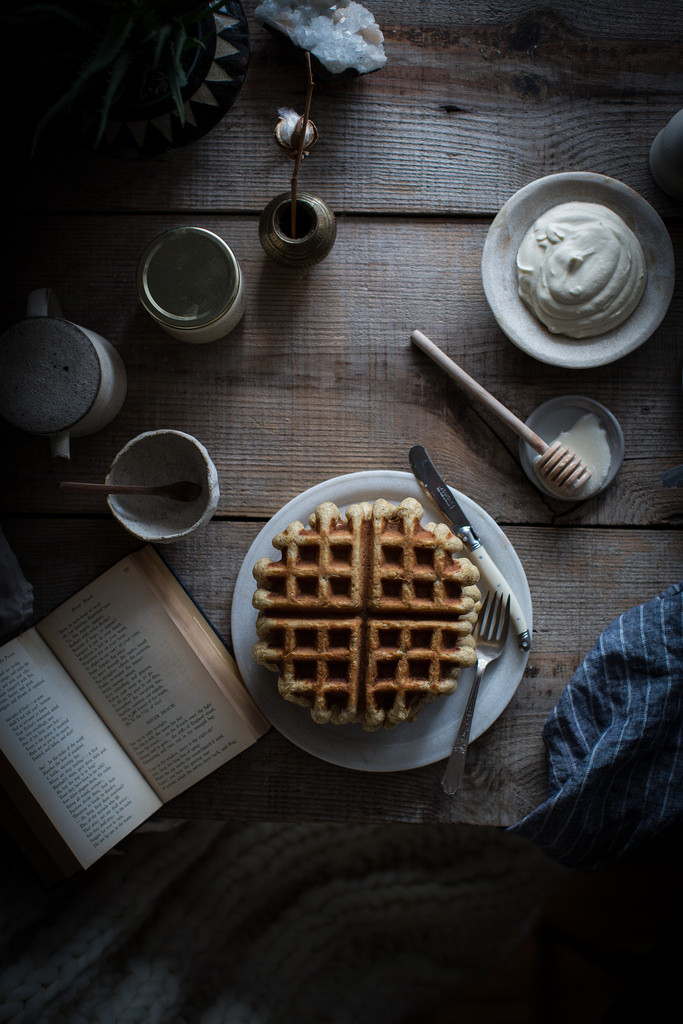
(411, 330, 591, 493)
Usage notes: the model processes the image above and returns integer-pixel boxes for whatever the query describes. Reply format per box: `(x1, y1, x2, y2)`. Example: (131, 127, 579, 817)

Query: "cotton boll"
(276, 108, 317, 148)
(275, 108, 318, 157)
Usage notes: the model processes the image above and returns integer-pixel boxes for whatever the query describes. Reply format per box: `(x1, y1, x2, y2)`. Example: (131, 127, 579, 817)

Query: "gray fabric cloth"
(510, 582, 683, 870)
(0, 821, 563, 1024)
(0, 528, 33, 642)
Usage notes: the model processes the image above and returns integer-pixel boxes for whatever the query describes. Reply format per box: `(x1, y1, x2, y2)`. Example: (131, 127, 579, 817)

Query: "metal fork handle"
(441, 659, 486, 795)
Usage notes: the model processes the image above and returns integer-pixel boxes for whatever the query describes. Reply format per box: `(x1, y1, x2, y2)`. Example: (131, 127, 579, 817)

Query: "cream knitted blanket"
(0, 821, 563, 1024)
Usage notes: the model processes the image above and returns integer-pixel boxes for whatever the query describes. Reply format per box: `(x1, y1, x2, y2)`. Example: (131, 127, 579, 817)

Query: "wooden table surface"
(1, 0, 682, 826)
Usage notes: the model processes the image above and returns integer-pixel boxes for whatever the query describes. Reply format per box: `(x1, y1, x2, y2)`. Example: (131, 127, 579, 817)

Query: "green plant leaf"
(152, 22, 171, 69)
(93, 45, 134, 147)
(31, 12, 134, 151)
(25, 0, 229, 152)
(166, 22, 189, 124)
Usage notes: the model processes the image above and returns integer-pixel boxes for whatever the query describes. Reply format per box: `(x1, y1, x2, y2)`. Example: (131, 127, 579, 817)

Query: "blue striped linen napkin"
(508, 581, 683, 870)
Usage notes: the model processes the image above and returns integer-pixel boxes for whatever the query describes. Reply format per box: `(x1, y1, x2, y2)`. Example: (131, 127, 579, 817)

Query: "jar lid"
(137, 227, 240, 330)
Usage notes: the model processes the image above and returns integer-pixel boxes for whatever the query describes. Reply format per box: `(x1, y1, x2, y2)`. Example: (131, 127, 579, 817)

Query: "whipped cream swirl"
(516, 201, 647, 339)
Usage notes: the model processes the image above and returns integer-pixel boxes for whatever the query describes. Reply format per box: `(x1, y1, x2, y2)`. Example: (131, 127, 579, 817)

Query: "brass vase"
(259, 192, 336, 267)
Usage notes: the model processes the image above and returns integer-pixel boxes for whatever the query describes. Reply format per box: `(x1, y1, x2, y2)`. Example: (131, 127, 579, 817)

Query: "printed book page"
(0, 633, 161, 870)
(36, 549, 268, 802)
(135, 546, 269, 738)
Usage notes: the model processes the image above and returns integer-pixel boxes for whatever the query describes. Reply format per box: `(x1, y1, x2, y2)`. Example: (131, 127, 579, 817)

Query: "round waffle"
(252, 497, 480, 730)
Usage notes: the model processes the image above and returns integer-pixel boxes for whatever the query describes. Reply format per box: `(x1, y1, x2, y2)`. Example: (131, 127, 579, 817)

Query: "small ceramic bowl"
(481, 172, 675, 369)
(519, 396, 624, 501)
(106, 429, 219, 542)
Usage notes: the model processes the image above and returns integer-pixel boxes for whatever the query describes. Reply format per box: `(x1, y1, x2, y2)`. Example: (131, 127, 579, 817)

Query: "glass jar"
(137, 226, 245, 342)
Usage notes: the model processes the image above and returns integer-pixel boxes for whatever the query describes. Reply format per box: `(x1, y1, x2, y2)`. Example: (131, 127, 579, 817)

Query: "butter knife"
(409, 444, 531, 651)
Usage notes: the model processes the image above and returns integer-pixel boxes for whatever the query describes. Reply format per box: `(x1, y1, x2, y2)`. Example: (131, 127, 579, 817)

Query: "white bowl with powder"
(106, 429, 220, 542)
(482, 172, 674, 368)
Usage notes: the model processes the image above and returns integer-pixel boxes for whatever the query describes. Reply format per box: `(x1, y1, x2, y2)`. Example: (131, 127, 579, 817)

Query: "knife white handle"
(468, 544, 531, 650)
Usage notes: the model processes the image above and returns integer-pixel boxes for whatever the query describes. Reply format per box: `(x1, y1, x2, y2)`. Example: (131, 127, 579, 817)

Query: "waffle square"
(254, 616, 363, 725)
(253, 501, 368, 612)
(364, 617, 478, 730)
(252, 497, 480, 730)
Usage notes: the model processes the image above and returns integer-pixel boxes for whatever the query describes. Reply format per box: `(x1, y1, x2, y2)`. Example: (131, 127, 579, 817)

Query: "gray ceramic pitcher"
(0, 289, 127, 459)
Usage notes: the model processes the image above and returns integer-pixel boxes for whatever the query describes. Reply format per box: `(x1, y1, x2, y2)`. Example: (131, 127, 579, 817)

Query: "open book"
(0, 546, 269, 882)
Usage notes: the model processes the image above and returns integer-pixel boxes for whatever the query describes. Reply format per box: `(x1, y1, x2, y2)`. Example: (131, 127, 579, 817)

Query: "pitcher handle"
(26, 288, 64, 318)
(50, 430, 71, 460)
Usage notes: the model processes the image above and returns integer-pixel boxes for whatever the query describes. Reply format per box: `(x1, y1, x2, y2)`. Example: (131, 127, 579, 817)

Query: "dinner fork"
(441, 591, 511, 795)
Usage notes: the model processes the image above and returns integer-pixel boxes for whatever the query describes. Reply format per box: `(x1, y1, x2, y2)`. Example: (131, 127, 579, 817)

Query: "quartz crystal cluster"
(254, 1, 387, 75)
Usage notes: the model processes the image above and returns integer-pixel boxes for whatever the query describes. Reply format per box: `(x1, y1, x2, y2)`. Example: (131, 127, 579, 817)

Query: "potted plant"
(2, 0, 250, 158)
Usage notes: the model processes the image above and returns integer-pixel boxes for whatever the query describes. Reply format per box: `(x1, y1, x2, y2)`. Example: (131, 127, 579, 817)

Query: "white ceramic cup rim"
(106, 429, 219, 542)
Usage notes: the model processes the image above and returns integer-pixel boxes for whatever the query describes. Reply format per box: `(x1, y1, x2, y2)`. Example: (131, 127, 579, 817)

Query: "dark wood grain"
(2, 517, 679, 824)
(1, 216, 682, 527)
(4, 3, 683, 217)
(1, 0, 682, 829)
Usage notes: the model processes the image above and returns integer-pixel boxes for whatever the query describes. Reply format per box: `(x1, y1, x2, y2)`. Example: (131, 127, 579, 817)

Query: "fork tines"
(477, 591, 511, 642)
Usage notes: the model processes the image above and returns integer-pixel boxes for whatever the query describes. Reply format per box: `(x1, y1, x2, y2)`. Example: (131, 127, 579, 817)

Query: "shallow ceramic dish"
(231, 470, 532, 773)
(519, 396, 624, 500)
(106, 429, 219, 543)
(481, 172, 675, 368)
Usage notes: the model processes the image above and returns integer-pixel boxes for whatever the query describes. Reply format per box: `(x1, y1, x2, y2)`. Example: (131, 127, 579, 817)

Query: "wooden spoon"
(411, 330, 592, 492)
(59, 480, 203, 502)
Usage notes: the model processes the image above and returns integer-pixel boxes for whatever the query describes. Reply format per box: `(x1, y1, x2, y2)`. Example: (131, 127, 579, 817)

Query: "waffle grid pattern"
(253, 502, 365, 611)
(253, 498, 480, 730)
(255, 616, 363, 725)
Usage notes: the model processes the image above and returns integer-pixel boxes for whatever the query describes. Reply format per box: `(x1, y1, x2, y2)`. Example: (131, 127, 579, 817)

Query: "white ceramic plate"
(231, 471, 532, 772)
(481, 172, 675, 368)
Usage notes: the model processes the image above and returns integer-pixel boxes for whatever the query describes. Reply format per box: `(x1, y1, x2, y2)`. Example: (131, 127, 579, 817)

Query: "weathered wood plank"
(1, 518, 678, 825)
(4, 2, 682, 217)
(2, 216, 681, 527)
(3, 518, 677, 650)
(1, 0, 681, 831)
